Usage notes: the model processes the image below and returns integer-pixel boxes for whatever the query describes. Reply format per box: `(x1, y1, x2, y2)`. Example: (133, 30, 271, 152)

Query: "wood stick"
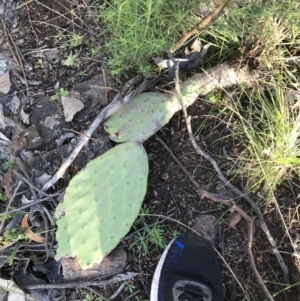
(170, 0, 232, 52)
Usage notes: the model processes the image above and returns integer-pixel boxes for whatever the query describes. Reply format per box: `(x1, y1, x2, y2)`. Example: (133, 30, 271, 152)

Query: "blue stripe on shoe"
(175, 240, 185, 250)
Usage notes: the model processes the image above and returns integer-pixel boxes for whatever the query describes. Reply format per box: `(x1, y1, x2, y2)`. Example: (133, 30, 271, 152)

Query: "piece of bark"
(62, 246, 127, 281)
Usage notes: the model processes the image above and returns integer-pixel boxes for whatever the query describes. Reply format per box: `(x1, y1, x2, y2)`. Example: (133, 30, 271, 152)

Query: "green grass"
(96, 0, 212, 76)
(130, 206, 180, 255)
(50, 88, 69, 101)
(91, 0, 300, 76)
(202, 0, 300, 69)
(1, 159, 15, 171)
(227, 80, 300, 199)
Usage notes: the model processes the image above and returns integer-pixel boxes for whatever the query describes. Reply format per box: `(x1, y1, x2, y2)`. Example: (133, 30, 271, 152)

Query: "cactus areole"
(55, 142, 149, 268)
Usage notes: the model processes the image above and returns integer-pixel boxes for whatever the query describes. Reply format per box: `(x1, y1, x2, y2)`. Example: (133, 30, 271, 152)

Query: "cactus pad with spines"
(104, 92, 181, 143)
(55, 142, 148, 268)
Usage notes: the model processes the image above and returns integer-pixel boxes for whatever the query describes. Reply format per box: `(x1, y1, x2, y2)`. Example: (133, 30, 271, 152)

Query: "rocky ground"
(0, 1, 300, 301)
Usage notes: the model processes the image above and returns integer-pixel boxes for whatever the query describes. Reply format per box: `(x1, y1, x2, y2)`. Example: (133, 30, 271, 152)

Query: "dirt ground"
(0, 1, 300, 301)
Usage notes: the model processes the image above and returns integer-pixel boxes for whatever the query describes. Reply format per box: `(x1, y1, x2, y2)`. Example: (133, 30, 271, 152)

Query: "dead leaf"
(21, 214, 44, 243)
(227, 212, 242, 228)
(152, 57, 188, 69)
(61, 95, 84, 122)
(0, 70, 11, 94)
(185, 38, 201, 55)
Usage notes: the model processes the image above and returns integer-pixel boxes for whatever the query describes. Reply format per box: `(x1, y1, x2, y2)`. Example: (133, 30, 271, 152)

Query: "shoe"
(150, 232, 223, 301)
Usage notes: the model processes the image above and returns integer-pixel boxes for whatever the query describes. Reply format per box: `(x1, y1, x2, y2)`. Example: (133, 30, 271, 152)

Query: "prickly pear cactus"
(55, 142, 148, 268)
(104, 92, 181, 143)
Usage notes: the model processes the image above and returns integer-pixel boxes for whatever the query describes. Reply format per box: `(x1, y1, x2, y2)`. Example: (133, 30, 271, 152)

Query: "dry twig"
(123, 290, 141, 301)
(40, 75, 143, 194)
(0, 181, 22, 233)
(203, 192, 275, 301)
(0, 194, 62, 217)
(164, 60, 279, 300)
(157, 134, 275, 300)
(1, 19, 30, 97)
(170, 0, 232, 52)
(108, 283, 125, 300)
(20, 272, 138, 290)
(170, 59, 289, 283)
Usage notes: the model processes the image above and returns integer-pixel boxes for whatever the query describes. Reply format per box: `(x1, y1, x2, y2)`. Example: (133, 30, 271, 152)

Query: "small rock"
(20, 150, 33, 162)
(62, 246, 127, 281)
(4, 116, 25, 139)
(70, 74, 116, 121)
(10, 125, 44, 156)
(31, 97, 67, 141)
(0, 70, 11, 94)
(191, 214, 217, 244)
(7, 95, 20, 115)
(161, 172, 169, 181)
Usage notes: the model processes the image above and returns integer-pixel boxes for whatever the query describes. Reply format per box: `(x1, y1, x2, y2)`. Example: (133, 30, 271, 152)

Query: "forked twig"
(203, 191, 275, 301)
(157, 135, 275, 300)
(167, 60, 282, 300)
(171, 60, 289, 284)
(157, 133, 275, 300)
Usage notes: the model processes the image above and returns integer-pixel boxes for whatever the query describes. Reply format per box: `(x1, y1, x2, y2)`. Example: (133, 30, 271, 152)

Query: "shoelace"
(177, 284, 209, 301)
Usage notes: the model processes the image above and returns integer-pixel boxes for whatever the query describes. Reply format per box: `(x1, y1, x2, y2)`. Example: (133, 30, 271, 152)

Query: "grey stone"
(31, 97, 67, 141)
(191, 214, 217, 244)
(10, 125, 44, 156)
(70, 74, 116, 121)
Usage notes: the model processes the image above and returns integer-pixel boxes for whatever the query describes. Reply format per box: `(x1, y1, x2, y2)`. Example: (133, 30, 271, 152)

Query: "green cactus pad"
(104, 92, 180, 143)
(55, 142, 148, 268)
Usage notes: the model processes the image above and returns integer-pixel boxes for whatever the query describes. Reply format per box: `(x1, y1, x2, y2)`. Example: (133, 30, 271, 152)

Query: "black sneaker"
(150, 232, 223, 301)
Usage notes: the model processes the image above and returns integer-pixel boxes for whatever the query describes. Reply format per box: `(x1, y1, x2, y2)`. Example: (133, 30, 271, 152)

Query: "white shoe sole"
(150, 238, 176, 301)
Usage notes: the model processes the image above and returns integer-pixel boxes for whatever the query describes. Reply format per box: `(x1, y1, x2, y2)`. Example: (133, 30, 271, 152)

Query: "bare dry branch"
(39, 75, 143, 195)
(170, 0, 232, 52)
(167, 59, 286, 298)
(20, 272, 138, 290)
(173, 65, 289, 282)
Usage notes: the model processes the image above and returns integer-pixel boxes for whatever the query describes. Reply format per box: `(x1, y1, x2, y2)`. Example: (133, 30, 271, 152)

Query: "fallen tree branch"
(20, 272, 138, 291)
(157, 133, 275, 300)
(202, 191, 275, 301)
(172, 61, 289, 284)
(170, 0, 232, 52)
(159, 60, 287, 301)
